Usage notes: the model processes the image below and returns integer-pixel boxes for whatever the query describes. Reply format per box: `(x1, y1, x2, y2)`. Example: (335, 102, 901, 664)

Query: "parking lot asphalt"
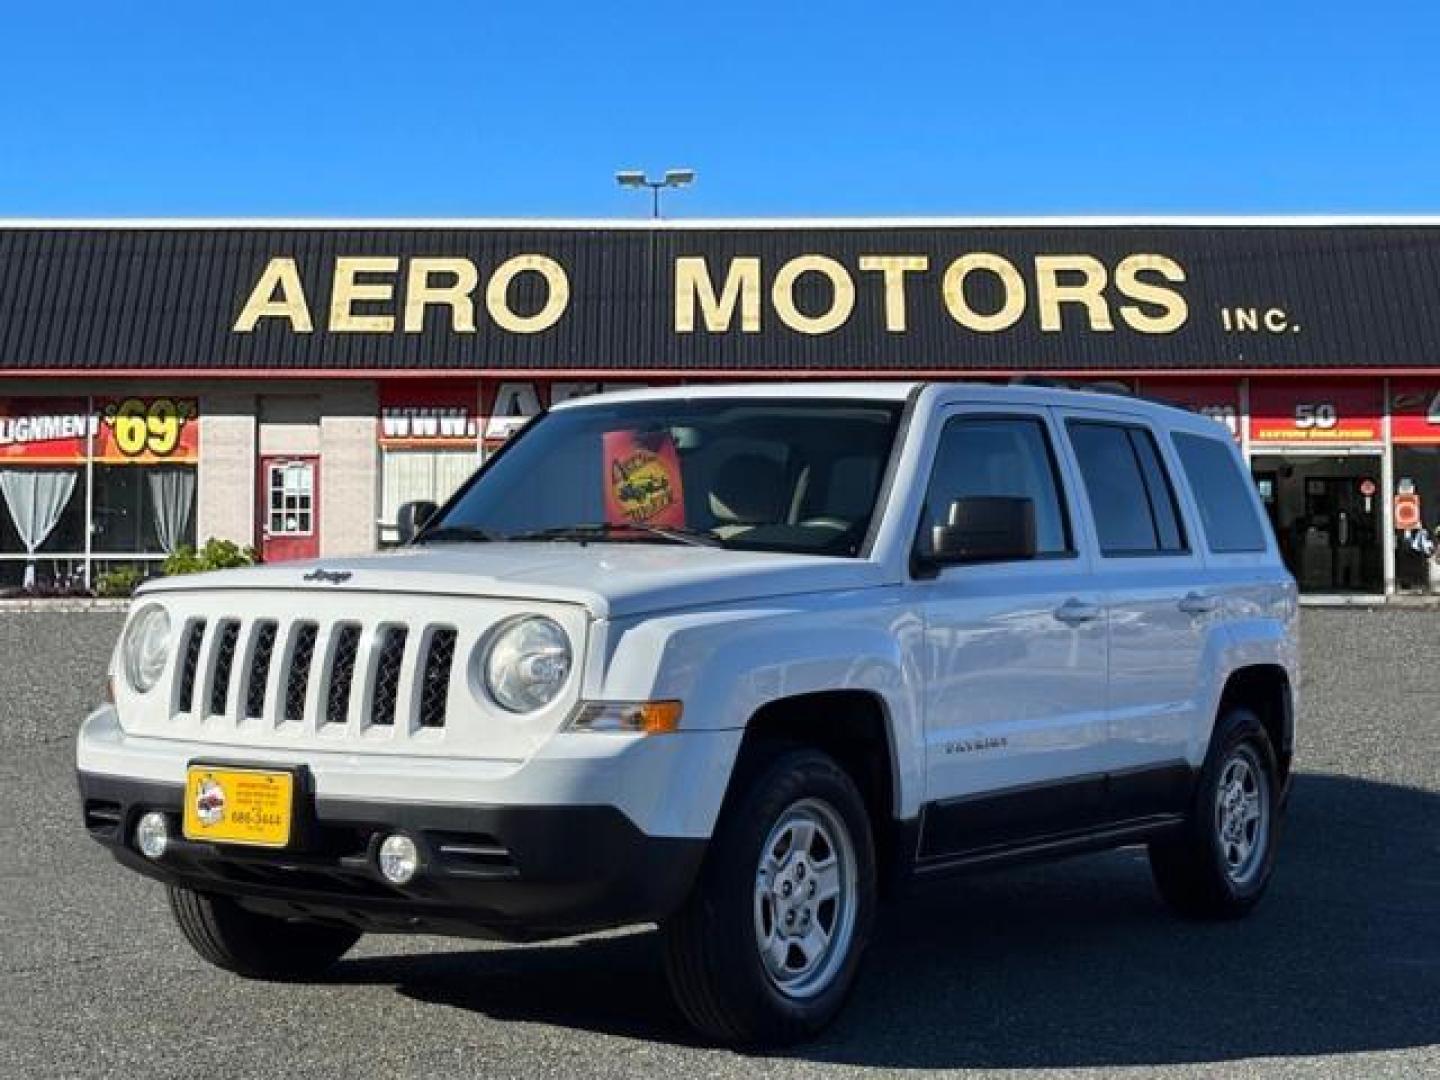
(0, 608, 1435, 1079)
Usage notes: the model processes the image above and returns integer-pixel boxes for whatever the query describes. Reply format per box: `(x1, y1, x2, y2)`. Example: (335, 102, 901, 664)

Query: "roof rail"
(1004, 375, 1138, 398)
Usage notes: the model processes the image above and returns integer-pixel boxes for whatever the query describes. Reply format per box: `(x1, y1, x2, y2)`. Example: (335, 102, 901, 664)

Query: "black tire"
(1149, 706, 1282, 920)
(168, 886, 361, 980)
(661, 746, 877, 1046)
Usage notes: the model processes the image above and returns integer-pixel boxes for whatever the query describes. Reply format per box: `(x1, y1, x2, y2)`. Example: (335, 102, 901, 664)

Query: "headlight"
(122, 604, 172, 693)
(480, 616, 572, 713)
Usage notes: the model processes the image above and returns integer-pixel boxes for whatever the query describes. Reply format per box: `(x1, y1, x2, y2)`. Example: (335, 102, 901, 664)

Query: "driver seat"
(708, 453, 788, 539)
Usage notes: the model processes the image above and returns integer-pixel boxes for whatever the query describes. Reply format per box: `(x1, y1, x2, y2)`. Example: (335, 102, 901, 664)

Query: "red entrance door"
(258, 456, 320, 562)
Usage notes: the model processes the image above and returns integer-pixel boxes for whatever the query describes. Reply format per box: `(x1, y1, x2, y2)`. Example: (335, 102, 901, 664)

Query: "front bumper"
(78, 769, 706, 941)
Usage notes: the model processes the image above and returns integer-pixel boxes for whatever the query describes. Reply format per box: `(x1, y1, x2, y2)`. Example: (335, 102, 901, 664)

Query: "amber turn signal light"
(567, 700, 683, 734)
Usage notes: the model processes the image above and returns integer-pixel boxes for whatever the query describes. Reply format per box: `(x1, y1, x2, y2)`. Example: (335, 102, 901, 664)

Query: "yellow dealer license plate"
(183, 766, 294, 848)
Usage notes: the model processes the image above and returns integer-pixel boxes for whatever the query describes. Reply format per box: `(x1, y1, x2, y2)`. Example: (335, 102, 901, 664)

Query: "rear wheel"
(661, 747, 876, 1045)
(168, 886, 361, 980)
(1149, 707, 1281, 919)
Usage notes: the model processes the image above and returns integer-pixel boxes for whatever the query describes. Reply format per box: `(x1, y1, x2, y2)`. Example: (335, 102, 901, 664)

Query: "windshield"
(422, 397, 905, 557)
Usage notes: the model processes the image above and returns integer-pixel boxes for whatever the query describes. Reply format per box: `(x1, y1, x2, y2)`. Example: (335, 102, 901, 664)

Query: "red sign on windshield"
(603, 430, 686, 526)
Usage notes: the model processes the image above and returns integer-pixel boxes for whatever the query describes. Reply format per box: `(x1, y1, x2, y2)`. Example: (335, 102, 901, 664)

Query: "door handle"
(1053, 598, 1101, 625)
(1179, 592, 1220, 615)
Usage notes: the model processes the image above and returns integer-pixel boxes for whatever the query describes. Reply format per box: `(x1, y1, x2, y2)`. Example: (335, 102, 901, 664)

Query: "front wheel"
(661, 747, 876, 1045)
(1149, 707, 1281, 919)
(168, 886, 361, 980)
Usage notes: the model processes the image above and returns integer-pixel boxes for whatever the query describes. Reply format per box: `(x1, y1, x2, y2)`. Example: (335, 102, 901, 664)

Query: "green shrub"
(162, 538, 260, 577)
(94, 565, 145, 598)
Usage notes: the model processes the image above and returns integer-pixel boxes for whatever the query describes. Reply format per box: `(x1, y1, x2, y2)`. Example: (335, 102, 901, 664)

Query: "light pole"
(615, 168, 696, 218)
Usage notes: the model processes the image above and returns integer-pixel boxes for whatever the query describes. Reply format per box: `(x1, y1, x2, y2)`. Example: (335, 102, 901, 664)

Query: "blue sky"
(1, 1, 1437, 217)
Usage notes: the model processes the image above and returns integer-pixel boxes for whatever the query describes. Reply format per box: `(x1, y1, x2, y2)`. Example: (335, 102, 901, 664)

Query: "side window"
(1068, 421, 1188, 556)
(920, 416, 1072, 558)
(1172, 432, 1269, 553)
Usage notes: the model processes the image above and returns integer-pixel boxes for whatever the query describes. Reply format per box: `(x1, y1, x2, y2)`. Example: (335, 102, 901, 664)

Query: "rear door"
(915, 405, 1111, 860)
(1056, 410, 1207, 811)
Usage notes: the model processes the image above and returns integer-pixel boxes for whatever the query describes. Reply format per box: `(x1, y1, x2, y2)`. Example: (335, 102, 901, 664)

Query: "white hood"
(139, 542, 893, 619)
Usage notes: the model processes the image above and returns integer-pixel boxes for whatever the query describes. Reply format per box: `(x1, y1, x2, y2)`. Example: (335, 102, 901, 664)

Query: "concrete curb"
(1299, 595, 1440, 608)
(0, 598, 131, 613)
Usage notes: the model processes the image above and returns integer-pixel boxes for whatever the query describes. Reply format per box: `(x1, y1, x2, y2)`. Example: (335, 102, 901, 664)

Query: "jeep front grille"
(142, 594, 583, 759)
(174, 615, 460, 737)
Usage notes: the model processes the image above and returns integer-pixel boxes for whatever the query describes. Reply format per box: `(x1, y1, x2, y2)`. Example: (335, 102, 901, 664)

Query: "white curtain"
(0, 469, 79, 588)
(147, 467, 196, 554)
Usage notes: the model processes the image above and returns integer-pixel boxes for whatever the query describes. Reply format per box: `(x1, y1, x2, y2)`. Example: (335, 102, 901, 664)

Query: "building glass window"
(1394, 446, 1440, 593)
(92, 464, 198, 554)
(0, 396, 199, 593)
(0, 466, 87, 589)
(379, 449, 480, 545)
(377, 381, 483, 546)
(268, 461, 314, 536)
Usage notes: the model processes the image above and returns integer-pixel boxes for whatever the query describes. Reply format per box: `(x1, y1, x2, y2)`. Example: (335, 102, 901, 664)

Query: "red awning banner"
(1248, 380, 1382, 444)
(1390, 380, 1440, 444)
(0, 398, 95, 463)
(0, 397, 198, 464)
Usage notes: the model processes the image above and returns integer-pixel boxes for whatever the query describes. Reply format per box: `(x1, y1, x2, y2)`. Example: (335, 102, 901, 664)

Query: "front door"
(916, 407, 1110, 861)
(1251, 453, 1383, 594)
(258, 456, 320, 562)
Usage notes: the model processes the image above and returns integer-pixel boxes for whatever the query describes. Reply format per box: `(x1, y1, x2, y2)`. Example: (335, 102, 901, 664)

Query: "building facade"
(4, 217, 1440, 597)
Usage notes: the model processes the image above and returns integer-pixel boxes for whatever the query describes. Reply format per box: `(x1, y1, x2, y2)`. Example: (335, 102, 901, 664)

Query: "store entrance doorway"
(1252, 453, 1383, 595)
(258, 455, 320, 562)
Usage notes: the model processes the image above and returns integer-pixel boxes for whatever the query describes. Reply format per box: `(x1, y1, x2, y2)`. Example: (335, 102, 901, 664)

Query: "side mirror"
(928, 496, 1037, 565)
(396, 500, 439, 545)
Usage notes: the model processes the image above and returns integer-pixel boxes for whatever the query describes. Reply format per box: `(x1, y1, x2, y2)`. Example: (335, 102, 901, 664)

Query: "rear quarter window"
(1172, 432, 1269, 553)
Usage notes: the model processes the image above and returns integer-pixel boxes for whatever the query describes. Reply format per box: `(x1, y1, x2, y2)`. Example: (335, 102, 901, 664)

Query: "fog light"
(378, 833, 420, 885)
(136, 811, 169, 860)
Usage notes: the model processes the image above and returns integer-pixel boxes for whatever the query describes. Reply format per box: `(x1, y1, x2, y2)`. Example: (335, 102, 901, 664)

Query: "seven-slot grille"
(179, 618, 458, 733)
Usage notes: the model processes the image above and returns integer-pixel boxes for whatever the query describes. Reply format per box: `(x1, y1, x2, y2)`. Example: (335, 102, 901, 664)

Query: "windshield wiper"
(508, 522, 725, 548)
(414, 524, 499, 545)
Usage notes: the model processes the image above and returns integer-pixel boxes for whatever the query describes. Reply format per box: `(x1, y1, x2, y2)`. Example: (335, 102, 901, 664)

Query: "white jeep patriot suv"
(78, 382, 1297, 1044)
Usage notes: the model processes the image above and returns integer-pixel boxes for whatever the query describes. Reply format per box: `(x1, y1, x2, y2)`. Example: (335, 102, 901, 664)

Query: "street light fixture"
(615, 168, 696, 218)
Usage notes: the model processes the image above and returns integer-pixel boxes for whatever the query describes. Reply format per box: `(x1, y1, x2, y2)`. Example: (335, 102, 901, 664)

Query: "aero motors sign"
(1248, 381, 1382, 444)
(233, 251, 1190, 340)
(14, 223, 1440, 375)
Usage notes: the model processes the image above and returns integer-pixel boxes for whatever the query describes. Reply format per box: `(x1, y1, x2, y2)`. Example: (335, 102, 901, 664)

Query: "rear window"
(1172, 432, 1269, 553)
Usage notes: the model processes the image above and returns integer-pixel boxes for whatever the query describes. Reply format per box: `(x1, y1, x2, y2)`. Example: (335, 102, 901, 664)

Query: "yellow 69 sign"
(100, 397, 199, 461)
